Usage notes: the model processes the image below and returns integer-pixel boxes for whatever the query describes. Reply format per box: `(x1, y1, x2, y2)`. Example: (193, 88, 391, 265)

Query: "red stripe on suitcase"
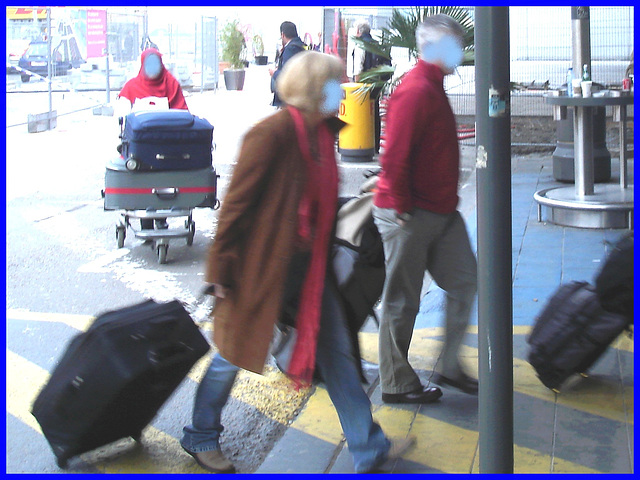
(104, 187, 215, 195)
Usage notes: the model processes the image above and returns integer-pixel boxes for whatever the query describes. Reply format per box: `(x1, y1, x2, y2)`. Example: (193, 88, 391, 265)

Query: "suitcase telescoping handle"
(152, 187, 178, 200)
(156, 153, 191, 161)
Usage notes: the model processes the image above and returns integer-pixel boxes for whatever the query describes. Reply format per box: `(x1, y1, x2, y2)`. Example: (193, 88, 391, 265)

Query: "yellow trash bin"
(338, 83, 375, 163)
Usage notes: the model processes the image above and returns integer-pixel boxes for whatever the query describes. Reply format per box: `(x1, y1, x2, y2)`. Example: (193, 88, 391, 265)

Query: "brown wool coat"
(206, 108, 343, 374)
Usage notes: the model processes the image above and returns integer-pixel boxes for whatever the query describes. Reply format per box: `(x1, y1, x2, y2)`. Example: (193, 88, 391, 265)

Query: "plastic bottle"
(582, 64, 591, 81)
(566, 67, 574, 96)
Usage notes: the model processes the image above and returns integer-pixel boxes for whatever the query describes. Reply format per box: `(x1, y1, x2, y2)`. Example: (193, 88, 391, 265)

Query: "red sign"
(86, 9, 107, 58)
(7, 8, 47, 20)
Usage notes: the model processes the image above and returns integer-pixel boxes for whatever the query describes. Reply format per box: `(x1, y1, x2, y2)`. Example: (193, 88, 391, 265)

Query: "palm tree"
(355, 6, 475, 97)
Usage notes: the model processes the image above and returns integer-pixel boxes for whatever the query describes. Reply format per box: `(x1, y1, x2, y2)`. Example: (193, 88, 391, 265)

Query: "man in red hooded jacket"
(118, 48, 188, 230)
(373, 14, 478, 404)
(118, 47, 188, 110)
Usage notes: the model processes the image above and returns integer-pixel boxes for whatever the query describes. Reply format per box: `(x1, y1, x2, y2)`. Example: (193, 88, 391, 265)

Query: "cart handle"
(152, 187, 179, 200)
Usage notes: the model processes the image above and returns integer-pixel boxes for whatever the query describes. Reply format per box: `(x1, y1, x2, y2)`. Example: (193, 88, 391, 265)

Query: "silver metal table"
(535, 91, 634, 229)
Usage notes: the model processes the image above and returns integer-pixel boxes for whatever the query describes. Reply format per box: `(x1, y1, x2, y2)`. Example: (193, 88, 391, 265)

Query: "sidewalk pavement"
(256, 150, 634, 473)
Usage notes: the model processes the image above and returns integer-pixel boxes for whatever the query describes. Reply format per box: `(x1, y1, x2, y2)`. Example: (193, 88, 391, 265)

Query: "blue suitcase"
(120, 110, 214, 171)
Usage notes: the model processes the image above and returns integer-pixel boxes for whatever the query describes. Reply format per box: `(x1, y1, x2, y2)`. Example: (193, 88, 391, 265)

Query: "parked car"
(18, 40, 84, 82)
(6, 39, 30, 73)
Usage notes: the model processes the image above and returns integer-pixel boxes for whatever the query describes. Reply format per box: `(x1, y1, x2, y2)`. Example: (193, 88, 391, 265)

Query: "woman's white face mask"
(421, 35, 464, 72)
(143, 53, 163, 79)
(321, 79, 343, 114)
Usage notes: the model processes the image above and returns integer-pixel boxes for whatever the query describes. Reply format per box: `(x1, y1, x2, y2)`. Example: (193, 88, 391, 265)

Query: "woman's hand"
(212, 284, 230, 298)
(204, 283, 230, 298)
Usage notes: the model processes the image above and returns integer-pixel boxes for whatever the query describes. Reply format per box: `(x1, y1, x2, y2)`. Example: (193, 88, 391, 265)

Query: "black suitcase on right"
(527, 281, 629, 392)
(31, 299, 210, 468)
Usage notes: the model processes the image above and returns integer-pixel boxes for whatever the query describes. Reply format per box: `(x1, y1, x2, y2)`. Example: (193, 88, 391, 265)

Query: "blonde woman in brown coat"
(180, 51, 415, 474)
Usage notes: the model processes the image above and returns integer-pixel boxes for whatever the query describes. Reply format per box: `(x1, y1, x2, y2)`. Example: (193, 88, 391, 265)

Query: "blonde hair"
(276, 51, 344, 113)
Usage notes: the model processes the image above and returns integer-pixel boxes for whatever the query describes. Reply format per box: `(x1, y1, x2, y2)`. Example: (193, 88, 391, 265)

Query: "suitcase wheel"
(186, 221, 195, 246)
(157, 244, 168, 264)
(116, 225, 126, 248)
(57, 457, 69, 469)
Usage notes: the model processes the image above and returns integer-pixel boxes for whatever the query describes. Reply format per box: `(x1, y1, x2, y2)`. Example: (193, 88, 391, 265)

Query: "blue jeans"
(180, 352, 239, 453)
(181, 278, 390, 473)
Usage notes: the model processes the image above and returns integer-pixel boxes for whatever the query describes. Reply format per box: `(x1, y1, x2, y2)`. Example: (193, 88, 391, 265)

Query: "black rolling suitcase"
(120, 110, 214, 171)
(595, 233, 634, 323)
(31, 299, 210, 468)
(527, 281, 630, 392)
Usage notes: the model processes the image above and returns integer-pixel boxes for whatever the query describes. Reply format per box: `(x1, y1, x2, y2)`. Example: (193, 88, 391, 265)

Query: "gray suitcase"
(103, 161, 218, 211)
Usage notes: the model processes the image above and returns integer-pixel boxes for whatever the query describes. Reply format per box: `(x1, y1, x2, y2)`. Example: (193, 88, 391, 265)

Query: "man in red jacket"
(373, 14, 478, 404)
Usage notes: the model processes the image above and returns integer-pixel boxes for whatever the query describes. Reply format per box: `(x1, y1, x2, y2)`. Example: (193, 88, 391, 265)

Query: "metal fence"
(340, 6, 634, 117)
(8, 6, 634, 116)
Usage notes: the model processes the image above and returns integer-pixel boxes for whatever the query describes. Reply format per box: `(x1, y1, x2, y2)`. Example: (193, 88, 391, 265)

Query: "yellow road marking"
(290, 386, 343, 445)
(7, 313, 632, 473)
(360, 328, 633, 425)
(6, 349, 46, 434)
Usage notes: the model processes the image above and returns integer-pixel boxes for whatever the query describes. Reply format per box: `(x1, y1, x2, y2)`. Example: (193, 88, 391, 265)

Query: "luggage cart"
(103, 157, 219, 264)
(115, 208, 200, 264)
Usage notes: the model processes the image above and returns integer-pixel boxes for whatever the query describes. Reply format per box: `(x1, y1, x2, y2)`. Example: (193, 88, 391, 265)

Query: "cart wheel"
(187, 221, 195, 246)
(116, 225, 126, 248)
(157, 244, 168, 264)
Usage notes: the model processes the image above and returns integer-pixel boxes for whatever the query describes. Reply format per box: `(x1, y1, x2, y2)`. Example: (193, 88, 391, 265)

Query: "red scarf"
(118, 48, 188, 110)
(287, 107, 339, 387)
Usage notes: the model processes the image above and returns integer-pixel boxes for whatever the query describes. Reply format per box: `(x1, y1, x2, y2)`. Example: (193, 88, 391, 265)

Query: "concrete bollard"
(27, 111, 57, 133)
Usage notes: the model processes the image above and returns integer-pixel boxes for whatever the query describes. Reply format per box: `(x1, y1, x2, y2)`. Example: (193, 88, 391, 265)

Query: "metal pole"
(47, 8, 52, 117)
(571, 7, 591, 76)
(475, 7, 514, 473)
(105, 9, 111, 104)
(571, 7, 593, 197)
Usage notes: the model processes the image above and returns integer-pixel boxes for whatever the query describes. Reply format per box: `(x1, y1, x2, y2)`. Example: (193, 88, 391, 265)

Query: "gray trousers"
(373, 206, 477, 394)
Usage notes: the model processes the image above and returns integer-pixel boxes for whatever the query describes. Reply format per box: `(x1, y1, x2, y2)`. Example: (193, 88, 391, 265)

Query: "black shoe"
(381, 385, 443, 404)
(432, 372, 478, 395)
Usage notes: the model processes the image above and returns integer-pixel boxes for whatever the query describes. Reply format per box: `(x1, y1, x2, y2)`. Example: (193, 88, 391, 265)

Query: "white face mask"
(421, 34, 464, 72)
(143, 53, 162, 79)
(321, 79, 343, 114)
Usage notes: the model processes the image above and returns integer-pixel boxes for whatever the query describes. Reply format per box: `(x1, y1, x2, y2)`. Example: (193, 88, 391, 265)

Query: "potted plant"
(253, 34, 268, 65)
(221, 19, 247, 90)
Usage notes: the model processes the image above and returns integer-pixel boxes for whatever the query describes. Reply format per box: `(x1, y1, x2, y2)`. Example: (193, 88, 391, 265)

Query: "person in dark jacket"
(269, 21, 306, 107)
(350, 20, 390, 153)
